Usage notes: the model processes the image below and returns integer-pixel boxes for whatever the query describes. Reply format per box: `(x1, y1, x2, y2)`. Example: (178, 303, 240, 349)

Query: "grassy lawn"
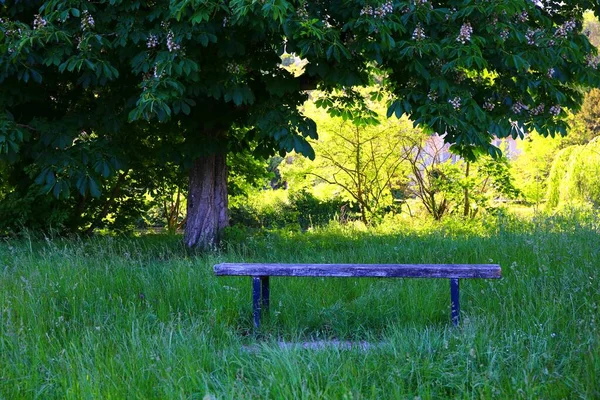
(1, 213, 599, 399)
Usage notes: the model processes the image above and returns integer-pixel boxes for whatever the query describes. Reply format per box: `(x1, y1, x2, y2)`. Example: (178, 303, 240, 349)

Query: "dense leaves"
(1, 0, 600, 234)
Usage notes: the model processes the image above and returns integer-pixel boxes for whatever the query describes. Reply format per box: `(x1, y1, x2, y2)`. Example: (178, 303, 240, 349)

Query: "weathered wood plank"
(214, 263, 501, 279)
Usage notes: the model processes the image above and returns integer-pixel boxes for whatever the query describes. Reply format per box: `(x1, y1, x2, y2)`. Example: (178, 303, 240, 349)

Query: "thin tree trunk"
(184, 153, 228, 250)
(166, 186, 182, 234)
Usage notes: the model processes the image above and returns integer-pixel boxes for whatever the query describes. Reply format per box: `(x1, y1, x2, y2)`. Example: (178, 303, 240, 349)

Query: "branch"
(306, 172, 360, 204)
(16, 123, 37, 131)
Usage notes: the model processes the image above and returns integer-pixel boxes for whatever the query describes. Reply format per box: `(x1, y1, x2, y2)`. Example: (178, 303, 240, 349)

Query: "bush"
(229, 189, 355, 230)
(289, 190, 350, 230)
(0, 189, 71, 236)
(229, 190, 298, 229)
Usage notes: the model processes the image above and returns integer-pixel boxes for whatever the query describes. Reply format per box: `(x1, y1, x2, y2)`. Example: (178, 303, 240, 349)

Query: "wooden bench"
(214, 263, 502, 329)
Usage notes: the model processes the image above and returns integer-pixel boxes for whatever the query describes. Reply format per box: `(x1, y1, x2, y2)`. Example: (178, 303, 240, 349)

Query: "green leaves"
(386, 99, 410, 119)
(223, 85, 255, 106)
(33, 162, 115, 199)
(0, 115, 30, 161)
(78, 175, 101, 197)
(2, 0, 600, 218)
(57, 57, 119, 81)
(171, 98, 195, 115)
(260, 0, 292, 23)
(34, 168, 76, 199)
(326, 42, 351, 62)
(506, 54, 530, 72)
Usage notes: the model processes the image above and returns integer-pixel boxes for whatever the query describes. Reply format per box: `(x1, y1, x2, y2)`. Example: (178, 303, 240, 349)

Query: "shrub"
(229, 189, 355, 230)
(289, 190, 350, 230)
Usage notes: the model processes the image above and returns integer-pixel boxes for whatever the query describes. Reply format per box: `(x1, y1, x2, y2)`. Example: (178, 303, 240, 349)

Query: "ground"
(0, 211, 599, 398)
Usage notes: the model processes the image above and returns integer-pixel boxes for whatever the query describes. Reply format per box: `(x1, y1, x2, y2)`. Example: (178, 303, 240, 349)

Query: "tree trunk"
(184, 154, 228, 250)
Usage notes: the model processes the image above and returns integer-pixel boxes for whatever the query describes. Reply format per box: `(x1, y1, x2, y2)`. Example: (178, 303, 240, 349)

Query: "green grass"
(1, 212, 599, 399)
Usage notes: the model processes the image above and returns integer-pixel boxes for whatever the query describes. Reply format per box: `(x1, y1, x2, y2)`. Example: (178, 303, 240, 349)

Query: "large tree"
(1, 0, 600, 248)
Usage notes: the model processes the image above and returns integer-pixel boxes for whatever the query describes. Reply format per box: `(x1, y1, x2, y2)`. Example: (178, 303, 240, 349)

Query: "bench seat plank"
(214, 263, 501, 279)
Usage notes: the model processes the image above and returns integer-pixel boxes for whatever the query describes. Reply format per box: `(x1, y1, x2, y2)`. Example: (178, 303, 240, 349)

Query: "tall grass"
(1, 212, 599, 398)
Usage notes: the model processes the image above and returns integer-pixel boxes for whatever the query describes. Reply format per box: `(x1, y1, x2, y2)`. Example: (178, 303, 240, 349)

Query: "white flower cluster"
(414, 0, 432, 8)
(33, 14, 47, 30)
(555, 19, 577, 39)
(490, 14, 498, 26)
(430, 58, 443, 69)
(81, 11, 95, 30)
(457, 22, 473, 44)
(76, 36, 90, 52)
(530, 103, 545, 116)
(166, 31, 180, 52)
(147, 34, 159, 49)
(226, 63, 242, 74)
(511, 101, 526, 114)
(549, 105, 561, 116)
(518, 11, 528, 23)
(427, 91, 438, 101)
(360, 1, 393, 18)
(412, 23, 427, 41)
(525, 29, 541, 46)
(499, 29, 509, 40)
(547, 68, 555, 78)
(586, 54, 600, 69)
(296, 3, 309, 19)
(445, 8, 457, 21)
(5, 26, 22, 38)
(482, 100, 495, 111)
(448, 97, 461, 110)
(153, 65, 165, 79)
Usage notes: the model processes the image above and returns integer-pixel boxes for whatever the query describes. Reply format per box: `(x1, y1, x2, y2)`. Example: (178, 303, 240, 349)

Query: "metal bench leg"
(260, 276, 270, 313)
(450, 278, 460, 326)
(252, 277, 261, 330)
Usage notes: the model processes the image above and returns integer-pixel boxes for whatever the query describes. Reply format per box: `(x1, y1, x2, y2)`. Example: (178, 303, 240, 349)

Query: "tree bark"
(184, 154, 229, 250)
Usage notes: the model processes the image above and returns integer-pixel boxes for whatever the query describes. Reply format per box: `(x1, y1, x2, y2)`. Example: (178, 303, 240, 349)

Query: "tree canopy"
(2, 0, 600, 246)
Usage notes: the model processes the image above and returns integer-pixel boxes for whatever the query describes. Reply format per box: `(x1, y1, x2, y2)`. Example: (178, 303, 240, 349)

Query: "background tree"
(406, 138, 520, 220)
(2, 1, 600, 247)
(545, 138, 600, 209)
(405, 138, 461, 220)
(465, 154, 521, 216)
(512, 105, 597, 207)
(580, 88, 600, 136)
(301, 96, 419, 224)
(584, 10, 600, 47)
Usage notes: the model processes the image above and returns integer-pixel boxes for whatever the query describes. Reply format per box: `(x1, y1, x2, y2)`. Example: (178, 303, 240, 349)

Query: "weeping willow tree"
(545, 138, 600, 209)
(545, 146, 581, 209)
